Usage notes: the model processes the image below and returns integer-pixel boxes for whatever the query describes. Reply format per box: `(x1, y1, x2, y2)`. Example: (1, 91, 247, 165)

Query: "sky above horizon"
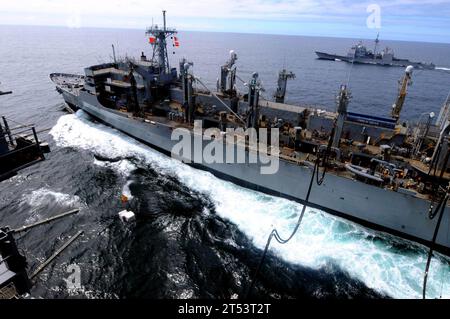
(1, 0, 450, 43)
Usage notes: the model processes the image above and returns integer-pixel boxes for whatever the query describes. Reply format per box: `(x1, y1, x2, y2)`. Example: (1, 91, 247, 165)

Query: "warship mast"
(373, 33, 380, 58)
(146, 10, 177, 76)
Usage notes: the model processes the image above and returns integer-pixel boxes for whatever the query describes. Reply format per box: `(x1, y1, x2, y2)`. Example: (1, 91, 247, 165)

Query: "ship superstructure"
(51, 12, 450, 255)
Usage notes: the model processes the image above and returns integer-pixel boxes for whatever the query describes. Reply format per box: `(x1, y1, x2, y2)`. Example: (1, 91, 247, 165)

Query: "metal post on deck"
(31, 126, 43, 156)
(163, 10, 166, 31)
(2, 117, 14, 146)
(112, 44, 117, 64)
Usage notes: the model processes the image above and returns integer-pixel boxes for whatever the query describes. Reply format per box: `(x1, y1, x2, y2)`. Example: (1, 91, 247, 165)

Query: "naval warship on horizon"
(316, 34, 436, 70)
(51, 12, 450, 256)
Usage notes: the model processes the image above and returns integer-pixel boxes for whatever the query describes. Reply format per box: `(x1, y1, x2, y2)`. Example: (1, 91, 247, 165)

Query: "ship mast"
(146, 10, 177, 75)
(373, 32, 380, 58)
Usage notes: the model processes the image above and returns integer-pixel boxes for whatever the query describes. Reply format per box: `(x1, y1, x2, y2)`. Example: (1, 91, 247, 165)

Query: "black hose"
(423, 193, 448, 299)
(244, 152, 322, 298)
(244, 124, 336, 297)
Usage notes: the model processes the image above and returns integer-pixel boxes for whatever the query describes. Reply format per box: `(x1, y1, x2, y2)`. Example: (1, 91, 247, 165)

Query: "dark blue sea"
(1, 25, 450, 299)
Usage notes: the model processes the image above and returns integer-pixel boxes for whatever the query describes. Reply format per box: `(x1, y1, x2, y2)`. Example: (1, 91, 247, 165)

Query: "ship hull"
(315, 52, 435, 70)
(59, 88, 450, 255)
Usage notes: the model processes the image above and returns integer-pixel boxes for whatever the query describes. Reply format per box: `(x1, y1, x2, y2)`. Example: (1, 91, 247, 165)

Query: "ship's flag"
(149, 36, 156, 44)
(173, 36, 180, 47)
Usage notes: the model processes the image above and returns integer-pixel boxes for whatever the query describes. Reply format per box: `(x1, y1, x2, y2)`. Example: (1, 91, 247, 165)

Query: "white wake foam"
(93, 159, 137, 177)
(436, 67, 450, 71)
(49, 112, 450, 299)
(21, 187, 83, 223)
(23, 188, 82, 208)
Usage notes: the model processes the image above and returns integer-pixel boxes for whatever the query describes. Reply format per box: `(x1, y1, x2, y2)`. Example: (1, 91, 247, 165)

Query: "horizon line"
(1, 22, 450, 45)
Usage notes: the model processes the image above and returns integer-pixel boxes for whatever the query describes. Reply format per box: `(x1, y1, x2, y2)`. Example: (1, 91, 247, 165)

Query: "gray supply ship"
(51, 12, 450, 255)
(316, 35, 435, 70)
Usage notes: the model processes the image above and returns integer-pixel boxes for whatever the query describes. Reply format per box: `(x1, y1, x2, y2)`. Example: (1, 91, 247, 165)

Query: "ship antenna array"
(374, 32, 380, 57)
(245, 126, 336, 297)
(146, 10, 177, 74)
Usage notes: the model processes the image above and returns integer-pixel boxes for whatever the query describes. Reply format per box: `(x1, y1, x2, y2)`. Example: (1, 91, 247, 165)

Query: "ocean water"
(0, 25, 450, 299)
